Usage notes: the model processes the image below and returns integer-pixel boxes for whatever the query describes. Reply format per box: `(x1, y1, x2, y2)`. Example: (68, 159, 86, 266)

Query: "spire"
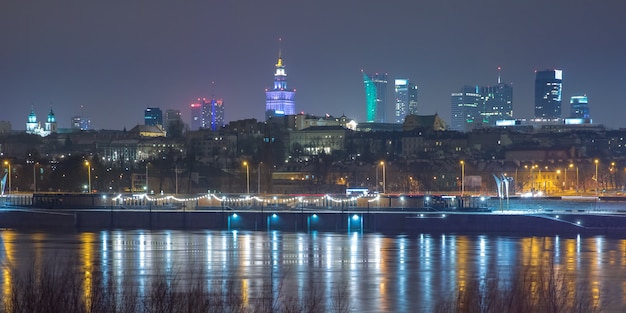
(273, 38, 287, 90)
(276, 37, 283, 67)
(497, 66, 502, 84)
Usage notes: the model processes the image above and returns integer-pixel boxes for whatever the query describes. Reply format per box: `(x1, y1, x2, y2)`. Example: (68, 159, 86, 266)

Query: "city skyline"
(1, 1, 625, 130)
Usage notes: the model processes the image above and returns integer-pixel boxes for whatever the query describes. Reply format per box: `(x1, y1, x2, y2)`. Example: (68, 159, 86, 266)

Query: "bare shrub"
(0, 262, 351, 313)
(434, 260, 599, 313)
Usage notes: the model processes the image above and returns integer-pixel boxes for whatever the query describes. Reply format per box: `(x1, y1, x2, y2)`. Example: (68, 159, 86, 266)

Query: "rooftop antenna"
(497, 66, 502, 84)
(211, 81, 216, 100)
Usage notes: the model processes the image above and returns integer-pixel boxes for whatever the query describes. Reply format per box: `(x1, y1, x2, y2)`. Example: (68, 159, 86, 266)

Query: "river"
(0, 229, 624, 312)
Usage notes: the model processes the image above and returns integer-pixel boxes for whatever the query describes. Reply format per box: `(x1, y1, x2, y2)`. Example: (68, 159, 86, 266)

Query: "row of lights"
(110, 193, 366, 205)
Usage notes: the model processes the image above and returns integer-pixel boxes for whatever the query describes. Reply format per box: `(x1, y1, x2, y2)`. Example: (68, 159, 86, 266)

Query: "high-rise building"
(144, 107, 163, 126)
(265, 50, 295, 120)
(570, 95, 590, 119)
(190, 98, 224, 131)
(534, 69, 563, 119)
(71, 116, 91, 130)
(394, 79, 418, 123)
(450, 86, 482, 132)
(363, 72, 388, 123)
(164, 109, 182, 130)
(480, 82, 513, 126)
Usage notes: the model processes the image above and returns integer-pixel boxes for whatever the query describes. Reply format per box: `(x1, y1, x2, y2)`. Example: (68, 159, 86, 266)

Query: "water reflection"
(0, 230, 624, 312)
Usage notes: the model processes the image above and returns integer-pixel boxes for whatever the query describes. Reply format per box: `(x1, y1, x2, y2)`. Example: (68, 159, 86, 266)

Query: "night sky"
(2, 0, 625, 130)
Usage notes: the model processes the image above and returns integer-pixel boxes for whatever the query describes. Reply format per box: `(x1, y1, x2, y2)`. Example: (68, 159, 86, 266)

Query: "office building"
(570, 95, 590, 119)
(190, 98, 224, 131)
(265, 50, 295, 120)
(144, 107, 163, 126)
(481, 82, 513, 126)
(363, 72, 388, 123)
(534, 69, 563, 119)
(164, 109, 182, 131)
(394, 79, 418, 123)
(71, 116, 91, 130)
(450, 86, 482, 132)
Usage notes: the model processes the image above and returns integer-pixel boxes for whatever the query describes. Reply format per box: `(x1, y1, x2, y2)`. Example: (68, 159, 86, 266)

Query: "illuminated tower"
(265, 49, 295, 120)
(570, 95, 590, 119)
(190, 97, 224, 131)
(363, 72, 388, 123)
(534, 69, 563, 119)
(394, 79, 418, 123)
(26, 107, 38, 134)
(44, 107, 57, 134)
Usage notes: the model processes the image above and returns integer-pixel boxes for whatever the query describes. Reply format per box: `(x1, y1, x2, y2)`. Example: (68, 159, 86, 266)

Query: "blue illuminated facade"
(265, 51, 295, 120)
(570, 95, 590, 119)
(190, 98, 224, 131)
(144, 107, 163, 126)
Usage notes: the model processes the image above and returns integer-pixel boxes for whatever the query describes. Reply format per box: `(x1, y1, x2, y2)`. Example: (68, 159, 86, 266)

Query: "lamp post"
(595, 159, 599, 196)
(145, 162, 149, 194)
(85, 160, 91, 193)
(257, 162, 262, 194)
(571, 164, 579, 193)
(4, 161, 11, 195)
(243, 161, 250, 194)
(380, 161, 386, 194)
(527, 164, 537, 193)
(460, 160, 465, 196)
(33, 162, 38, 192)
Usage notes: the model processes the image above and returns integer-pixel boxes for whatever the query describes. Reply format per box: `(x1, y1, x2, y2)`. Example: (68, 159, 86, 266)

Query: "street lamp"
(145, 162, 150, 194)
(526, 164, 537, 193)
(33, 162, 39, 192)
(85, 160, 91, 193)
(243, 161, 250, 194)
(257, 162, 263, 194)
(380, 161, 386, 194)
(460, 160, 465, 196)
(595, 159, 599, 196)
(4, 160, 11, 195)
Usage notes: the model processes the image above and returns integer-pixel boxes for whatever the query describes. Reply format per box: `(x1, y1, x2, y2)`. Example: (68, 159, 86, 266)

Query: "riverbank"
(2, 207, 626, 236)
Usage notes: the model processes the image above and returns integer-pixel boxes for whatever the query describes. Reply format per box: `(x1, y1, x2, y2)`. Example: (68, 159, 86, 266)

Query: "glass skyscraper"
(534, 69, 563, 119)
(394, 79, 418, 123)
(144, 107, 163, 126)
(450, 86, 482, 132)
(480, 82, 513, 126)
(570, 95, 590, 119)
(265, 51, 295, 120)
(190, 98, 224, 131)
(363, 72, 388, 123)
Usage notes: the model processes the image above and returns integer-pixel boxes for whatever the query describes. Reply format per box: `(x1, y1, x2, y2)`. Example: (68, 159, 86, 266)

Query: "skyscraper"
(71, 116, 91, 130)
(144, 107, 163, 126)
(164, 109, 182, 131)
(394, 79, 418, 123)
(190, 98, 224, 131)
(450, 86, 482, 132)
(480, 82, 513, 126)
(265, 50, 295, 120)
(534, 69, 563, 119)
(570, 95, 590, 119)
(363, 72, 388, 123)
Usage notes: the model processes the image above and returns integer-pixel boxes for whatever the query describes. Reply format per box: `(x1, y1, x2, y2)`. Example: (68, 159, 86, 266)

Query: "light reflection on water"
(0, 230, 625, 312)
